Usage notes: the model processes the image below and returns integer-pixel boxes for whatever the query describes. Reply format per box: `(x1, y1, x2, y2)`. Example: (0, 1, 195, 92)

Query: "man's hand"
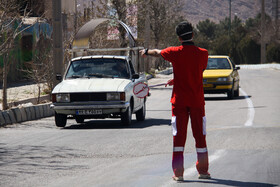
(139, 49, 147, 57)
(165, 79, 174, 87)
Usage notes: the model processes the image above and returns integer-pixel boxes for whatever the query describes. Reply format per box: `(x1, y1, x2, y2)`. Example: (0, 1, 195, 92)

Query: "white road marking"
(163, 149, 226, 186)
(184, 149, 226, 177)
(239, 88, 255, 126)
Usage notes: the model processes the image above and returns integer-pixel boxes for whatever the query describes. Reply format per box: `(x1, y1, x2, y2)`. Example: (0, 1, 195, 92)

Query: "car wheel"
(75, 116, 84, 123)
(121, 103, 132, 126)
(55, 112, 67, 127)
(234, 84, 239, 97)
(227, 82, 234, 99)
(136, 101, 146, 121)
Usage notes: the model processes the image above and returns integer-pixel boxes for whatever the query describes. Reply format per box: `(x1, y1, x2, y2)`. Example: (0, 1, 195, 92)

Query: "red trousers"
(171, 104, 209, 177)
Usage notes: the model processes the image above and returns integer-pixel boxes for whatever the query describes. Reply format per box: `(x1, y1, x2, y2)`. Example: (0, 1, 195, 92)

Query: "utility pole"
(144, 1, 151, 73)
(261, 0, 266, 64)
(229, 0, 231, 36)
(275, 0, 279, 39)
(52, 0, 64, 86)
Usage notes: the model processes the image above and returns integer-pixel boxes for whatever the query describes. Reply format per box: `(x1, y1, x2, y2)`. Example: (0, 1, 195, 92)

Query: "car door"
(229, 58, 240, 89)
(128, 60, 144, 111)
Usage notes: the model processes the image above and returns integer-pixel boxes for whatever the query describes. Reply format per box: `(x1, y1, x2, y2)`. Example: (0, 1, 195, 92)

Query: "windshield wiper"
(68, 75, 82, 78)
(87, 73, 114, 78)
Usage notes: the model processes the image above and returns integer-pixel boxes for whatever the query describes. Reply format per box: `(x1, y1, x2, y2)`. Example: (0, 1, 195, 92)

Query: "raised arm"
(140, 48, 162, 58)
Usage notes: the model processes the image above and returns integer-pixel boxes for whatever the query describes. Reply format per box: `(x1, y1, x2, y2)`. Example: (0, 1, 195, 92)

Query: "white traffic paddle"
(133, 82, 167, 98)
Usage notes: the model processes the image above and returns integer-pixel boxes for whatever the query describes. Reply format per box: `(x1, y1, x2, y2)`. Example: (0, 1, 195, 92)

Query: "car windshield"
(206, 58, 231, 70)
(65, 58, 130, 79)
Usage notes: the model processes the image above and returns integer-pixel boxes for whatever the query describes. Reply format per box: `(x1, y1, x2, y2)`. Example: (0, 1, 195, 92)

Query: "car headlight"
(107, 93, 120, 101)
(106, 92, 126, 101)
(56, 93, 70, 102)
(217, 77, 230, 82)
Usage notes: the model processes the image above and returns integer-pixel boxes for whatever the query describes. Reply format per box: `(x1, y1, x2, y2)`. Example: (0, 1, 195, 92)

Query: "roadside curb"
(156, 67, 173, 75)
(237, 64, 280, 70)
(0, 103, 54, 127)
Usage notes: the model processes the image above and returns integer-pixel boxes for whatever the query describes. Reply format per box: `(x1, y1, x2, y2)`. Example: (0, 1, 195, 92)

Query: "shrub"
(212, 35, 231, 55)
(238, 35, 260, 64)
(266, 43, 280, 63)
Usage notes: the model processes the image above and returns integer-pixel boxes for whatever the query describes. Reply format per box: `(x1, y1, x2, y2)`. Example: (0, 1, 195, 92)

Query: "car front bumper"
(50, 101, 129, 115)
(203, 82, 233, 94)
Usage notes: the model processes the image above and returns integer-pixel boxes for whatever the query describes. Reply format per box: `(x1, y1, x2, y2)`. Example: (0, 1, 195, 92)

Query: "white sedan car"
(51, 55, 147, 127)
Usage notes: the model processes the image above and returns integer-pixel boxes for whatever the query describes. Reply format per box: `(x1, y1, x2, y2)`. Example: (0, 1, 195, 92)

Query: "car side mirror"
(56, 74, 62, 81)
(235, 67, 240, 70)
(132, 74, 139, 79)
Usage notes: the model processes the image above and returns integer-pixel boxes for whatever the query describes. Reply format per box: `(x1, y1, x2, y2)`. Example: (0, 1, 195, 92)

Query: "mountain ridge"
(182, 0, 275, 25)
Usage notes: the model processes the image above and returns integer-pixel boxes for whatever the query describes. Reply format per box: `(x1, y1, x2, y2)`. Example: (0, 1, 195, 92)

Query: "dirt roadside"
(0, 83, 49, 110)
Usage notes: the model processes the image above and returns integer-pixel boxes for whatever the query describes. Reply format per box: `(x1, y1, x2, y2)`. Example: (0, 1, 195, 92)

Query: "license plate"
(76, 109, 102, 115)
(203, 84, 213, 88)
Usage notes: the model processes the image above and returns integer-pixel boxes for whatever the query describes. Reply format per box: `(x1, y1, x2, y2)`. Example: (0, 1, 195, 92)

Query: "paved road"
(0, 69, 279, 187)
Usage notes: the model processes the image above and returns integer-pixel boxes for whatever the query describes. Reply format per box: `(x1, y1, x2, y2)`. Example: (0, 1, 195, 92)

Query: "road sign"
(133, 82, 149, 98)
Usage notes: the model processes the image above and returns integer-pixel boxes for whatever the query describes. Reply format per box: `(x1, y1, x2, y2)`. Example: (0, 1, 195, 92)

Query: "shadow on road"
(64, 118, 170, 130)
(205, 95, 251, 101)
(182, 178, 277, 187)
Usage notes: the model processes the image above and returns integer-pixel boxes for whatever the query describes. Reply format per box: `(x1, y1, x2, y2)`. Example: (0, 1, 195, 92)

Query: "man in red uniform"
(140, 21, 210, 181)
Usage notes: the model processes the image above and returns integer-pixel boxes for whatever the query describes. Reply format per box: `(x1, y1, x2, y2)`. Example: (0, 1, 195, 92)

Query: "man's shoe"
(198, 173, 211, 179)
(172, 176, 184, 182)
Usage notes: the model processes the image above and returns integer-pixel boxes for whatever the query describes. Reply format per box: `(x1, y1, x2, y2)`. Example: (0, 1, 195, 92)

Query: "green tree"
(266, 43, 280, 63)
(207, 16, 247, 63)
(229, 21, 247, 64)
(196, 19, 217, 40)
(244, 13, 273, 43)
(238, 35, 260, 64)
(231, 16, 243, 32)
(212, 35, 231, 55)
(193, 29, 211, 51)
(216, 17, 231, 36)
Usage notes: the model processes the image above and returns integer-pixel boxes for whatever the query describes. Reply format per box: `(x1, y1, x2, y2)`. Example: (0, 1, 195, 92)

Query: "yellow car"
(203, 55, 240, 99)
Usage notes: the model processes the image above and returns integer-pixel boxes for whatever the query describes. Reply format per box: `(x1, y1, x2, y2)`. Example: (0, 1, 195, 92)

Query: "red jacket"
(161, 43, 208, 107)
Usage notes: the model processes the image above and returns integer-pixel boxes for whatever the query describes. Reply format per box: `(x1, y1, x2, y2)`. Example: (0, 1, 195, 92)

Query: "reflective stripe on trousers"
(173, 146, 184, 152)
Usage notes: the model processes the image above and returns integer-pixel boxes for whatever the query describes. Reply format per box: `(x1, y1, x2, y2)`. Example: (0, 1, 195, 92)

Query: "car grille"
(70, 93, 106, 102)
(203, 78, 217, 83)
